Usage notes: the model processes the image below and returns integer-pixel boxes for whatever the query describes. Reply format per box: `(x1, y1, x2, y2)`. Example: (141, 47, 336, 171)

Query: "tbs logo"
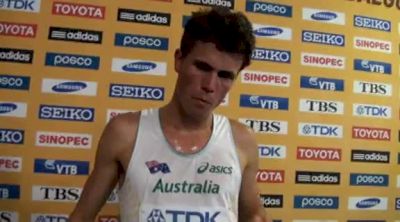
(294, 196, 339, 209)
(45, 52, 100, 70)
(245, 1, 292, 17)
(239, 118, 287, 135)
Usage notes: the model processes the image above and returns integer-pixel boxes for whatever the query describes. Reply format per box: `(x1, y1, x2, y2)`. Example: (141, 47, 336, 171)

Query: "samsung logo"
(0, 47, 33, 63)
(252, 24, 292, 41)
(0, 102, 27, 118)
(42, 78, 97, 96)
(0, 184, 20, 199)
(348, 197, 387, 210)
(112, 58, 167, 76)
(118, 8, 171, 26)
(349, 173, 389, 187)
(114, 33, 168, 51)
(34, 158, 89, 175)
(0, 0, 41, 13)
(300, 76, 344, 92)
(109, 84, 164, 101)
(0, 128, 24, 144)
(294, 196, 339, 209)
(239, 94, 289, 110)
(48, 26, 102, 44)
(45, 52, 100, 70)
(351, 150, 390, 164)
(302, 30, 345, 47)
(354, 15, 391, 32)
(0, 74, 30, 90)
(246, 1, 292, 17)
(354, 59, 391, 74)
(303, 8, 345, 25)
(39, 104, 95, 122)
(252, 47, 291, 63)
(312, 12, 337, 21)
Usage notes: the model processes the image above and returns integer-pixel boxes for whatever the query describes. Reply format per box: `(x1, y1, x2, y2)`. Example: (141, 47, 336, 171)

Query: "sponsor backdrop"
(0, 0, 399, 221)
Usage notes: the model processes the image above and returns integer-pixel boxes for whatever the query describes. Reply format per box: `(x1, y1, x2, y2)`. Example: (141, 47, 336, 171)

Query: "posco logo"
(350, 173, 389, 186)
(245, 1, 292, 17)
(0, 74, 30, 90)
(302, 30, 345, 47)
(354, 15, 391, 32)
(354, 59, 391, 74)
(0, 128, 24, 144)
(109, 84, 164, 101)
(294, 196, 339, 209)
(115, 33, 168, 50)
(39, 105, 95, 122)
(45, 52, 100, 70)
(197, 162, 232, 175)
(252, 47, 291, 63)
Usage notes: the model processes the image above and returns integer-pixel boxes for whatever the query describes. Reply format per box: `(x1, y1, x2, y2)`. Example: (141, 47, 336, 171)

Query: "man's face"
(174, 41, 244, 117)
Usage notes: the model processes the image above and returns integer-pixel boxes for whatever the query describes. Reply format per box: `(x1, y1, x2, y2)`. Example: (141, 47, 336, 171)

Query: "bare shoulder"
(228, 118, 257, 150)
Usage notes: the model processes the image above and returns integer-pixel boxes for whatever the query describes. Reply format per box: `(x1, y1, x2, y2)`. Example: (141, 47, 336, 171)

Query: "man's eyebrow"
(193, 60, 213, 71)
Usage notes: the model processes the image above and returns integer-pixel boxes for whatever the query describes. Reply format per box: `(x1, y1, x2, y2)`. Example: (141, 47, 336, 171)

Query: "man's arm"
(69, 113, 139, 221)
(230, 120, 269, 222)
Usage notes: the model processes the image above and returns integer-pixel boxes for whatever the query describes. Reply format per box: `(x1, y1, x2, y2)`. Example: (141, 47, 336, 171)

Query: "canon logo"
(297, 147, 341, 161)
(52, 2, 105, 19)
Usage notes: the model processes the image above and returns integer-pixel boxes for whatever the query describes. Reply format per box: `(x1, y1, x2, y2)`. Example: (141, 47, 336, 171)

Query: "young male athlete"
(70, 6, 268, 222)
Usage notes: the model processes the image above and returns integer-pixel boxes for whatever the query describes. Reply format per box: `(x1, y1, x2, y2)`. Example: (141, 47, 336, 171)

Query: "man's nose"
(201, 72, 218, 93)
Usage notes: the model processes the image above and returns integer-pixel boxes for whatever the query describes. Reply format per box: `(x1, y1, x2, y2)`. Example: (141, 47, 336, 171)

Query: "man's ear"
(174, 49, 182, 74)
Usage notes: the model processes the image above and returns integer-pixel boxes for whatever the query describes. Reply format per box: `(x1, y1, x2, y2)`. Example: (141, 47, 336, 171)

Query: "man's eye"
(195, 62, 212, 72)
(218, 71, 235, 80)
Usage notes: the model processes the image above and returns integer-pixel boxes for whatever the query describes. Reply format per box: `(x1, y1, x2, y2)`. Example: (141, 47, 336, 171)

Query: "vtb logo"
(145, 160, 170, 174)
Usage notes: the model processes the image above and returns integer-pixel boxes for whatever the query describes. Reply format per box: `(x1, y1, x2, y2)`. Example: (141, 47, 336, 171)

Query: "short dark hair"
(180, 7, 255, 70)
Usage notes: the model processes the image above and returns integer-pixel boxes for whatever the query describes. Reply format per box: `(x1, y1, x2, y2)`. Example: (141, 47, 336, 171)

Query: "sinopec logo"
(118, 8, 170, 26)
(0, 211, 18, 222)
(0, 102, 27, 118)
(294, 196, 339, 209)
(300, 76, 344, 92)
(353, 103, 391, 119)
(351, 150, 390, 164)
(348, 197, 387, 210)
(299, 98, 343, 115)
(112, 58, 167, 76)
(31, 213, 68, 222)
(0, 128, 24, 144)
(301, 52, 345, 69)
(39, 104, 95, 122)
(32, 185, 81, 202)
(349, 173, 389, 187)
(36, 131, 91, 149)
(0, 156, 22, 172)
(34, 159, 89, 175)
(302, 8, 345, 25)
(246, 1, 292, 17)
(299, 123, 343, 138)
(354, 36, 391, 54)
(115, 33, 168, 51)
(352, 126, 390, 141)
(302, 30, 345, 47)
(185, 0, 234, 9)
(52, 1, 105, 19)
(252, 47, 291, 63)
(240, 94, 289, 110)
(0, 184, 20, 199)
(252, 24, 292, 40)
(0, 0, 41, 13)
(0, 47, 33, 63)
(48, 26, 102, 44)
(260, 194, 283, 208)
(353, 59, 391, 75)
(353, 80, 392, 96)
(45, 52, 100, 70)
(257, 170, 284, 183)
(0, 21, 37, 38)
(239, 118, 288, 135)
(296, 171, 340, 185)
(0, 74, 30, 90)
(109, 84, 164, 101)
(42, 78, 97, 96)
(354, 15, 391, 32)
(297, 147, 341, 161)
(259, 145, 286, 159)
(240, 70, 290, 87)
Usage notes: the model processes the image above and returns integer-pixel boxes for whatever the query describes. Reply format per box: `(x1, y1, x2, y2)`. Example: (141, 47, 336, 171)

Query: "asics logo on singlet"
(197, 162, 233, 175)
(147, 209, 166, 222)
(146, 160, 170, 174)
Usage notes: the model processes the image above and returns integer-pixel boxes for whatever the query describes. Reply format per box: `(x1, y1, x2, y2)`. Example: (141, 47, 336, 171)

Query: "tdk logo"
(48, 26, 102, 44)
(0, 0, 41, 13)
(147, 208, 221, 222)
(299, 123, 343, 138)
(45, 52, 100, 70)
(253, 24, 292, 41)
(0, 47, 33, 63)
(115, 33, 168, 51)
(348, 197, 388, 210)
(109, 84, 164, 101)
(42, 78, 97, 96)
(353, 80, 392, 96)
(354, 15, 391, 32)
(0, 128, 24, 144)
(0, 74, 30, 90)
(34, 159, 89, 175)
(0, 184, 20, 199)
(350, 173, 389, 187)
(354, 59, 391, 74)
(259, 145, 286, 159)
(294, 196, 339, 209)
(239, 118, 288, 135)
(39, 105, 95, 122)
(302, 30, 345, 47)
(260, 194, 283, 208)
(299, 98, 344, 115)
(353, 104, 391, 119)
(303, 8, 345, 25)
(240, 94, 289, 110)
(246, 1, 292, 17)
(296, 171, 340, 185)
(252, 47, 291, 63)
(112, 58, 167, 76)
(351, 150, 390, 164)
(118, 8, 171, 26)
(184, 0, 234, 9)
(31, 213, 69, 222)
(301, 76, 344, 91)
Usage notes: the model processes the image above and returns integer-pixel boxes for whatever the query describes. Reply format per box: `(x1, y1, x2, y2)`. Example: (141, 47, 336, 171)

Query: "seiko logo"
(0, 156, 22, 172)
(259, 145, 286, 159)
(299, 99, 344, 115)
(353, 59, 391, 74)
(34, 159, 89, 175)
(302, 30, 345, 47)
(36, 131, 91, 149)
(301, 52, 345, 69)
(112, 58, 167, 76)
(353, 80, 391, 96)
(354, 36, 392, 54)
(260, 194, 283, 208)
(0, 47, 33, 63)
(0, 74, 30, 90)
(31, 213, 69, 222)
(42, 78, 97, 96)
(299, 123, 343, 138)
(348, 197, 387, 210)
(257, 170, 284, 183)
(352, 126, 390, 141)
(197, 162, 232, 175)
(354, 15, 391, 32)
(294, 196, 339, 209)
(184, 0, 234, 9)
(39, 105, 95, 122)
(297, 147, 341, 161)
(0, 184, 20, 199)
(296, 171, 340, 185)
(252, 47, 291, 63)
(245, 1, 292, 17)
(109, 84, 164, 101)
(52, 1, 105, 19)
(32, 185, 81, 202)
(252, 24, 292, 40)
(350, 173, 389, 186)
(49, 27, 102, 44)
(45, 52, 100, 70)
(239, 118, 287, 135)
(302, 8, 345, 25)
(300, 76, 344, 91)
(353, 103, 391, 119)
(0, 211, 18, 222)
(0, 0, 41, 13)
(0, 102, 27, 118)
(240, 70, 290, 87)
(0, 128, 24, 144)
(240, 94, 289, 110)
(114, 33, 168, 50)
(118, 8, 170, 26)
(0, 21, 36, 37)
(351, 150, 390, 163)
